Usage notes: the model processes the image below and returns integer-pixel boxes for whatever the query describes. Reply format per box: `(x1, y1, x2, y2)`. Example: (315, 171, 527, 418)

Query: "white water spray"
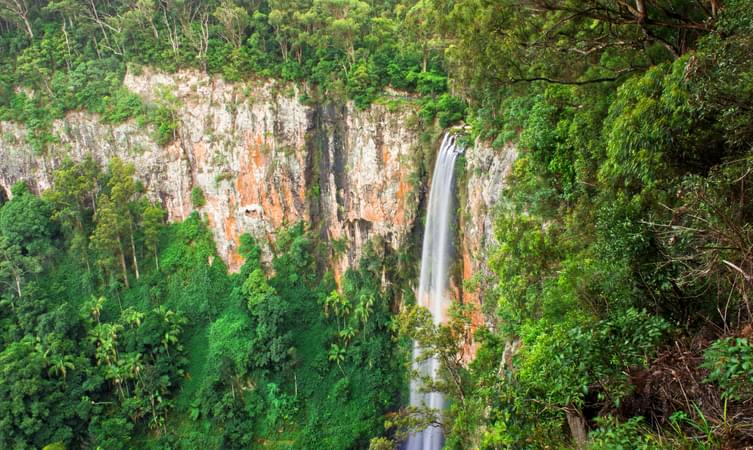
(407, 133, 462, 450)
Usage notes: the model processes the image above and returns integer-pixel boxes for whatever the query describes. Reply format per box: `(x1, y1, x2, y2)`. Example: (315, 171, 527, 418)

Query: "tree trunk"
(634, 0, 647, 23)
(161, 5, 179, 55)
(710, 0, 720, 16)
(14, 272, 21, 298)
(117, 239, 130, 289)
(566, 407, 588, 450)
(5, 0, 34, 38)
(20, 14, 33, 38)
(149, 17, 159, 39)
(128, 222, 140, 280)
(61, 22, 72, 70)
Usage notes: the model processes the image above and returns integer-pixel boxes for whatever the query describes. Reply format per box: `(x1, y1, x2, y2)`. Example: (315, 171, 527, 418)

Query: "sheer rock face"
(462, 139, 517, 297)
(458, 139, 517, 358)
(0, 69, 516, 318)
(0, 69, 423, 272)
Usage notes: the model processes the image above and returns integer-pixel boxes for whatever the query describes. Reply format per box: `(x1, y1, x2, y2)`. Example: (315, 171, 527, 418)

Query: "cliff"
(460, 140, 517, 327)
(0, 68, 514, 309)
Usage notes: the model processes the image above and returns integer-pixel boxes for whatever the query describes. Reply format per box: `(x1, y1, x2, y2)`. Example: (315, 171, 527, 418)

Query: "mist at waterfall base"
(406, 134, 462, 450)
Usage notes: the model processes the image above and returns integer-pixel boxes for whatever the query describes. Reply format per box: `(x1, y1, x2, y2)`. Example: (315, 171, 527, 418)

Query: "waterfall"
(407, 133, 461, 450)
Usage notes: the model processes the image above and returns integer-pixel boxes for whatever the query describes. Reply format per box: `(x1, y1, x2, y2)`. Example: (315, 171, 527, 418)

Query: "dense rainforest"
(1, 0, 753, 449)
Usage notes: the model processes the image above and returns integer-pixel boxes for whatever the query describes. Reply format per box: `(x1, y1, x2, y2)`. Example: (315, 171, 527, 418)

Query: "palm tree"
(322, 290, 339, 318)
(88, 296, 106, 324)
(121, 307, 144, 328)
(339, 326, 356, 346)
(104, 363, 128, 399)
(328, 343, 346, 375)
(90, 323, 122, 366)
(121, 352, 143, 386)
(354, 292, 375, 331)
(335, 293, 352, 319)
(48, 354, 76, 379)
(155, 306, 184, 357)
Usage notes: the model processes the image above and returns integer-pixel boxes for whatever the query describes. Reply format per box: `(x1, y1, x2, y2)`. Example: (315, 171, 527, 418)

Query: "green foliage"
(243, 267, 291, 372)
(0, 158, 231, 448)
(87, 417, 133, 450)
(419, 93, 467, 127)
(207, 305, 252, 375)
(146, 89, 180, 146)
(0, 0, 455, 133)
(347, 60, 380, 109)
(0, 181, 53, 298)
(690, 0, 753, 151)
(90, 194, 128, 286)
(589, 416, 659, 450)
(519, 309, 668, 408)
(158, 213, 230, 322)
(421, 2, 753, 448)
(702, 338, 753, 401)
(100, 89, 145, 123)
(0, 181, 53, 256)
(599, 60, 713, 202)
(0, 336, 78, 449)
(4, 1, 753, 449)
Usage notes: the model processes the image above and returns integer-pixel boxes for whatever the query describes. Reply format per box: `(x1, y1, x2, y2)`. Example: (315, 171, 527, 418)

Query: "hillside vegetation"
(1, 0, 753, 449)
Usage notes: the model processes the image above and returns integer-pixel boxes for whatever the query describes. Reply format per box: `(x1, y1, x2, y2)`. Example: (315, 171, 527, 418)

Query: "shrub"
(407, 70, 447, 96)
(191, 187, 206, 209)
(702, 337, 753, 400)
(589, 416, 659, 450)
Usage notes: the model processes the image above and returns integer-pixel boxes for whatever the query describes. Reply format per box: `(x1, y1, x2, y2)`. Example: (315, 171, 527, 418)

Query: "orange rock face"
(98, 68, 423, 273)
(0, 68, 519, 366)
(458, 139, 518, 361)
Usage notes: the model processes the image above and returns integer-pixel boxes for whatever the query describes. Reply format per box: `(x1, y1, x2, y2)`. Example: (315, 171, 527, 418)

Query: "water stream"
(407, 133, 462, 450)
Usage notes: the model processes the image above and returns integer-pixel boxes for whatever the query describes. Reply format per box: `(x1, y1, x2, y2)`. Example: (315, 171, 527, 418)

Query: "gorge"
(0, 67, 516, 448)
(0, 67, 512, 311)
(2, 1, 752, 448)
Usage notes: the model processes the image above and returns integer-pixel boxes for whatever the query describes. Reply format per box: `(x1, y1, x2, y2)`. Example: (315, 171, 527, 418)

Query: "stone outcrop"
(457, 140, 517, 359)
(0, 68, 425, 273)
(460, 139, 517, 308)
(0, 68, 516, 318)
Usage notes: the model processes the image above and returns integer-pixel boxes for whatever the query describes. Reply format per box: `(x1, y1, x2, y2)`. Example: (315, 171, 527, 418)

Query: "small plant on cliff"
(144, 87, 181, 146)
(191, 187, 206, 209)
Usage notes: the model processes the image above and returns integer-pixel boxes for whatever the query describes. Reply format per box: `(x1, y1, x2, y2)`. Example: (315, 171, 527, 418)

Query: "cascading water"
(407, 133, 462, 450)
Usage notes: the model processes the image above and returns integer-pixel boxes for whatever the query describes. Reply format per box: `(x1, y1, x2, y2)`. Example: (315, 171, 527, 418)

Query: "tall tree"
(107, 158, 140, 281)
(312, 0, 370, 69)
(0, 0, 35, 38)
(0, 182, 53, 298)
(243, 264, 291, 371)
(213, 0, 250, 49)
(402, 0, 442, 72)
(90, 194, 130, 289)
(142, 203, 164, 271)
(45, 157, 100, 272)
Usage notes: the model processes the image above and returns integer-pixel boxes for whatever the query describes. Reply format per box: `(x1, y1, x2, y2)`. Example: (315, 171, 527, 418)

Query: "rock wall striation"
(0, 68, 515, 325)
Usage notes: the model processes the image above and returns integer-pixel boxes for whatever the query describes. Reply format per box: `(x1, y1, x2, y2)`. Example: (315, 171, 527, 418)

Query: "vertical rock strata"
(459, 140, 517, 344)
(0, 68, 516, 349)
(0, 69, 425, 272)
